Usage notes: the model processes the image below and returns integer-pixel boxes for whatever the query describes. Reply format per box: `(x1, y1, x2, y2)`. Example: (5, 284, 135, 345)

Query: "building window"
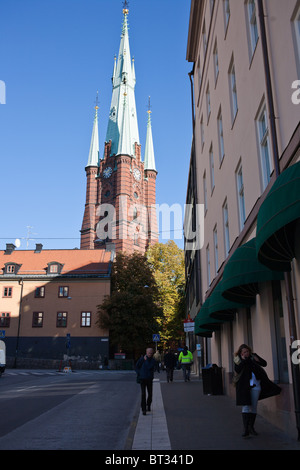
(58, 286, 69, 298)
(209, 145, 215, 192)
(35, 286, 45, 298)
(229, 58, 238, 122)
(217, 109, 225, 164)
(3, 287, 12, 297)
(196, 57, 202, 90)
(202, 21, 207, 56)
(81, 312, 91, 327)
(49, 264, 58, 273)
(246, 0, 259, 58)
(236, 163, 246, 230)
(57, 312, 67, 328)
(200, 115, 205, 148)
(203, 172, 208, 213)
(206, 83, 211, 121)
(213, 40, 219, 84)
(47, 262, 63, 275)
(223, 200, 230, 256)
(206, 245, 211, 286)
(224, 0, 230, 32)
(6, 265, 15, 274)
(257, 104, 272, 190)
(0, 313, 10, 327)
(293, 3, 300, 67)
(213, 226, 219, 274)
(32, 312, 44, 327)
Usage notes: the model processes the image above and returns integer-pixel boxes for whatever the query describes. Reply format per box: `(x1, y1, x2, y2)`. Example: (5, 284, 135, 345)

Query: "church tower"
(80, 4, 158, 254)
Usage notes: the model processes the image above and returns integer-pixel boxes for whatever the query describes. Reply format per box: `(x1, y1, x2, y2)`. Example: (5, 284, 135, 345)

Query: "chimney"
(4, 243, 16, 255)
(34, 243, 43, 253)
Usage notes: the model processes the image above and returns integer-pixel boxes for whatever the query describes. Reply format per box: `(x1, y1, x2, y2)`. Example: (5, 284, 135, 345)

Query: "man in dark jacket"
(164, 349, 177, 382)
(135, 348, 156, 415)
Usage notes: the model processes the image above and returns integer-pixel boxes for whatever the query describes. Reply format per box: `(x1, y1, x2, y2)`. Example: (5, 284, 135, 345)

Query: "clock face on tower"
(103, 166, 112, 178)
(133, 168, 141, 181)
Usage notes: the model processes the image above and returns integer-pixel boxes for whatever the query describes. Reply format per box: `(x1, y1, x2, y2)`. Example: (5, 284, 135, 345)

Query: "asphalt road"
(0, 369, 140, 450)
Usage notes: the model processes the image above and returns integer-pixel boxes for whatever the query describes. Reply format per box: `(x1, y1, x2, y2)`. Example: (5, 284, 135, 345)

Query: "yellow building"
(185, 0, 300, 438)
(0, 244, 112, 368)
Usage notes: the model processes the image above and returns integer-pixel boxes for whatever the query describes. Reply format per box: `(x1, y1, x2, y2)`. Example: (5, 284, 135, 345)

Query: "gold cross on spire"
(94, 90, 99, 111)
(123, 0, 129, 14)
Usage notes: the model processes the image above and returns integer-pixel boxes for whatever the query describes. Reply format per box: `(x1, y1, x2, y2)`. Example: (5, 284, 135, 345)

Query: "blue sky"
(0, 0, 192, 251)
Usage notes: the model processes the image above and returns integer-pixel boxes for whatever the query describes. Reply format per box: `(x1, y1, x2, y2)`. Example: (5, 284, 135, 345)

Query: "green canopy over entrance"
(256, 161, 300, 271)
(221, 238, 283, 304)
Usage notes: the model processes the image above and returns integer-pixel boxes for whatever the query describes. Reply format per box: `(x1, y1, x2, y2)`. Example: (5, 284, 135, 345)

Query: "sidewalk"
(132, 369, 300, 451)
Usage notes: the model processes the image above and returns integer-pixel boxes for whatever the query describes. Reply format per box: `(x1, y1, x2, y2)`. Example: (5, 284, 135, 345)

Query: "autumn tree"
(97, 251, 162, 358)
(147, 241, 185, 349)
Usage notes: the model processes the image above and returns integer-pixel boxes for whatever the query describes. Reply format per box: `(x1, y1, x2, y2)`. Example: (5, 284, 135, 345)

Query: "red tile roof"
(0, 248, 112, 276)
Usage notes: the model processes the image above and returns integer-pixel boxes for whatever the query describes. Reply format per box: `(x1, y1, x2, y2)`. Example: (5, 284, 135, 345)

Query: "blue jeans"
(242, 386, 261, 413)
(182, 364, 191, 381)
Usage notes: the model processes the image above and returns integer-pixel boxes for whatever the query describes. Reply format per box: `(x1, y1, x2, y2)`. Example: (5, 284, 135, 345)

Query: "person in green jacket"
(178, 346, 193, 382)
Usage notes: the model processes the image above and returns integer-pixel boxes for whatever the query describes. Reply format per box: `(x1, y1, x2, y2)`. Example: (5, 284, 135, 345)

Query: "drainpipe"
(14, 278, 24, 368)
(258, 0, 300, 440)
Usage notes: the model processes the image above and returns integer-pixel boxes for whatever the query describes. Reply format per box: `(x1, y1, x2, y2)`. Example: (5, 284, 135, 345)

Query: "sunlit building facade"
(185, 0, 300, 437)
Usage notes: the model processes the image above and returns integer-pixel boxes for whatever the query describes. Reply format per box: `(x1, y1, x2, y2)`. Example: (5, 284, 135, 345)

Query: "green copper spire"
(86, 92, 100, 167)
(105, 5, 139, 157)
(144, 97, 156, 171)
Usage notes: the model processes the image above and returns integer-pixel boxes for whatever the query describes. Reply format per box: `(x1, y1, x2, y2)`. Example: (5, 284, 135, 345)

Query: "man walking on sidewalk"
(179, 346, 193, 382)
(135, 348, 156, 415)
(164, 349, 177, 382)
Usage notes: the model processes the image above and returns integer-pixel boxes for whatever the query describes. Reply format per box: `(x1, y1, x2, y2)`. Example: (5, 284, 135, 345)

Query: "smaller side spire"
(144, 97, 156, 171)
(86, 92, 100, 167)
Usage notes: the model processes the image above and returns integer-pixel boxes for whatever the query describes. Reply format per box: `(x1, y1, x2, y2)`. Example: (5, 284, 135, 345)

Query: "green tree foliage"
(97, 251, 162, 357)
(147, 241, 185, 348)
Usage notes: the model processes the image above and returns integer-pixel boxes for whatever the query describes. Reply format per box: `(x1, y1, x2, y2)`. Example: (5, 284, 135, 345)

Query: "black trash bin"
(202, 364, 223, 395)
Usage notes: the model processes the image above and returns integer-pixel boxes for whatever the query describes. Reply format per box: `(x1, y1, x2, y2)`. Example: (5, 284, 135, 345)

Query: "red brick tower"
(80, 6, 158, 254)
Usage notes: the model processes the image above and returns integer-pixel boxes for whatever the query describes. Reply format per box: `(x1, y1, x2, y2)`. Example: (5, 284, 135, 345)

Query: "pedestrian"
(178, 346, 193, 382)
(164, 349, 177, 382)
(233, 344, 281, 438)
(153, 349, 161, 373)
(135, 347, 156, 415)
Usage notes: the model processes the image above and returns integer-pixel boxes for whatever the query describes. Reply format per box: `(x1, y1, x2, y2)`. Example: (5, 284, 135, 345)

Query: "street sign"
(66, 333, 71, 349)
(184, 321, 195, 332)
(152, 334, 160, 342)
(0, 330, 5, 339)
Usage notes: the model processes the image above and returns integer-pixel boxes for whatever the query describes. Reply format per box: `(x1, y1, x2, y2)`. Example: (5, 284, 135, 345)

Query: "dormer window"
(47, 262, 63, 275)
(3, 263, 21, 275)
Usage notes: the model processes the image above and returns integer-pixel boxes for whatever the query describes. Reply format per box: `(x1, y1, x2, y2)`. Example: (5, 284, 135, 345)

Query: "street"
(0, 369, 139, 450)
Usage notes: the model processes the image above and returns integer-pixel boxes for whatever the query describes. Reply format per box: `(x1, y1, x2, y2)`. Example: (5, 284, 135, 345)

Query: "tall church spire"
(105, 4, 139, 157)
(144, 97, 156, 171)
(86, 93, 100, 167)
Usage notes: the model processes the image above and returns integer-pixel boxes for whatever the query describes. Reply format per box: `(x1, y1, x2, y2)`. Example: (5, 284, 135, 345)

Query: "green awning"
(256, 161, 300, 271)
(221, 238, 284, 305)
(208, 281, 246, 320)
(194, 297, 223, 336)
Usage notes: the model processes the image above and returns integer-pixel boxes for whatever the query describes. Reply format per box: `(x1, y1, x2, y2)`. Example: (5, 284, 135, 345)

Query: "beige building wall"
(186, 0, 300, 436)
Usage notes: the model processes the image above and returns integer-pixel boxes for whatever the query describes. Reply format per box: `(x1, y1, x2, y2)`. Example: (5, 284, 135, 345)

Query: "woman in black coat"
(234, 344, 281, 437)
